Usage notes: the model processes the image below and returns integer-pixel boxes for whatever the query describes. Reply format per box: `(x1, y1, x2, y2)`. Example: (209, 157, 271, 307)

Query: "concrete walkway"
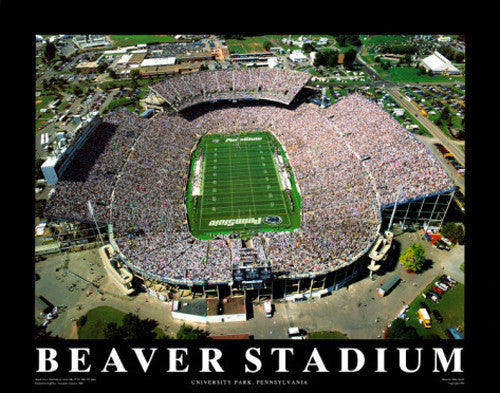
(37, 231, 464, 340)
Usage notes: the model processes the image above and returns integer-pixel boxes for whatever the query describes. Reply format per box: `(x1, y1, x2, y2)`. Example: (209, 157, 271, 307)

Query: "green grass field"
(225, 36, 269, 54)
(77, 306, 166, 339)
(405, 275, 464, 339)
(77, 306, 126, 339)
(187, 132, 300, 239)
(109, 35, 176, 47)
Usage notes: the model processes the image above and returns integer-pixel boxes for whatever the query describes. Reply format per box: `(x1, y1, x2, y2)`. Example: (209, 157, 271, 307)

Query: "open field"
(109, 35, 176, 47)
(225, 36, 269, 54)
(187, 132, 300, 238)
(77, 306, 166, 339)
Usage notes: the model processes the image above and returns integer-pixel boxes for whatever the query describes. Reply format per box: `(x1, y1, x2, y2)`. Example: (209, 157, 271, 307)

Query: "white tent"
(421, 51, 460, 74)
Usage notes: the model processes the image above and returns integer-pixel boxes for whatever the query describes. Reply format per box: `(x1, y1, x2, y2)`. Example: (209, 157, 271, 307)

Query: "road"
(354, 46, 465, 195)
(386, 86, 465, 166)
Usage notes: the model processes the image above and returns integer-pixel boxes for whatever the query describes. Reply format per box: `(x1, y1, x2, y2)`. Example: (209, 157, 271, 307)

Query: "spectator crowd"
(150, 68, 311, 111)
(45, 73, 454, 284)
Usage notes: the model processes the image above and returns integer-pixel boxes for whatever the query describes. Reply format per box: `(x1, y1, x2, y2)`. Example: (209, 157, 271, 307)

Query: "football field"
(187, 132, 300, 238)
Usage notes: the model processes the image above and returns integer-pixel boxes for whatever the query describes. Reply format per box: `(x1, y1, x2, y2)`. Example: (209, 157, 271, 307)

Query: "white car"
(435, 281, 449, 292)
(288, 327, 306, 339)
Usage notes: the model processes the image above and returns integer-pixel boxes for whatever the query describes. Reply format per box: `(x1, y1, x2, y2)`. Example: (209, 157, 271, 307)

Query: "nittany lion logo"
(264, 216, 282, 225)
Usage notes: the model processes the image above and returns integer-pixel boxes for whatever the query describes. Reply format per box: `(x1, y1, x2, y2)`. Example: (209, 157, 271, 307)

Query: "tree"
(440, 222, 465, 244)
(385, 318, 420, 339)
(342, 49, 357, 69)
(43, 42, 57, 63)
(176, 323, 209, 340)
(335, 35, 361, 48)
(35, 158, 45, 179)
(104, 313, 158, 340)
(399, 243, 426, 273)
(35, 199, 47, 219)
(263, 41, 273, 52)
(302, 42, 315, 53)
(76, 315, 87, 328)
(122, 313, 158, 340)
(73, 86, 83, 97)
(313, 49, 338, 68)
(104, 322, 125, 340)
(97, 62, 108, 74)
(437, 107, 451, 126)
(35, 324, 60, 340)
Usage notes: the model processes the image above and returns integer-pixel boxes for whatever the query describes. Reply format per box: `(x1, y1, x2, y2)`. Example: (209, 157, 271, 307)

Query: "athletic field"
(186, 132, 300, 238)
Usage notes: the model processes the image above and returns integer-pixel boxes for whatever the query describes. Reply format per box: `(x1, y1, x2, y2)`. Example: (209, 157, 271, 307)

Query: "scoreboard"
(232, 259, 273, 289)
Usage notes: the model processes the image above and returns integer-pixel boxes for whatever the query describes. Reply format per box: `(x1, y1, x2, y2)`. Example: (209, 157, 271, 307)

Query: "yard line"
(244, 137, 257, 217)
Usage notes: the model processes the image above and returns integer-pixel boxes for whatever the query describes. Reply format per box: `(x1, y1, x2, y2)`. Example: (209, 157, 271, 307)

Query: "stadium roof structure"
(44, 71, 455, 286)
(421, 51, 461, 74)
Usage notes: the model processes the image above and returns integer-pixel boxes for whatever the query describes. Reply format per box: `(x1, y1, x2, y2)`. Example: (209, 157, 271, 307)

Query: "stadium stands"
(149, 68, 311, 110)
(44, 71, 455, 285)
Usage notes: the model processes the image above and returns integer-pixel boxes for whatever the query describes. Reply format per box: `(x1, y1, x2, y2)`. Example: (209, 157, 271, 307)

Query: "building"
(139, 62, 201, 78)
(41, 111, 101, 185)
(141, 57, 176, 68)
(176, 52, 214, 64)
(289, 50, 308, 62)
(267, 57, 281, 68)
(73, 35, 110, 50)
(171, 296, 247, 323)
(420, 51, 460, 74)
(75, 61, 100, 73)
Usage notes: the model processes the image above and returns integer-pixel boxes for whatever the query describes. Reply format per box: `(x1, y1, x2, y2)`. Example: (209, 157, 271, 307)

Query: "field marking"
(244, 138, 257, 218)
(196, 132, 294, 232)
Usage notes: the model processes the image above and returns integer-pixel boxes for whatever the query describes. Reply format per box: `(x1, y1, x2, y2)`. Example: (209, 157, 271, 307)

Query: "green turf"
(77, 306, 125, 339)
(109, 35, 176, 47)
(405, 276, 464, 339)
(186, 131, 301, 239)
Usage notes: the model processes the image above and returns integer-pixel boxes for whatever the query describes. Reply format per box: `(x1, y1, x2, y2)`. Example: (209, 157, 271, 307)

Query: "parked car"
(288, 327, 306, 340)
(428, 290, 441, 299)
(445, 275, 457, 286)
(434, 240, 451, 251)
(432, 286, 444, 295)
(420, 301, 430, 314)
(422, 292, 439, 303)
(439, 276, 454, 287)
(435, 281, 449, 292)
(432, 310, 443, 323)
(445, 327, 464, 340)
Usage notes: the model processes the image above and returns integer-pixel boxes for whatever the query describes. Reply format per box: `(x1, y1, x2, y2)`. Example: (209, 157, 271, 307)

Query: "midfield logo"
(263, 216, 282, 225)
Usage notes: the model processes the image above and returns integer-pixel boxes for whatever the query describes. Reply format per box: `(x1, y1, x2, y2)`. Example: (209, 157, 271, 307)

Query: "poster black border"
(3, 4, 480, 391)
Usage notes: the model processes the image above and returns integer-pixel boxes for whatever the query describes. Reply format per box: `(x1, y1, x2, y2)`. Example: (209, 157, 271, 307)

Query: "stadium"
(43, 68, 456, 301)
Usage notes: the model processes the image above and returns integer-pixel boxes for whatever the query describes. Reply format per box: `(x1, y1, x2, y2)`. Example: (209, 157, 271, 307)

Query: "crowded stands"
(149, 68, 311, 110)
(44, 71, 454, 284)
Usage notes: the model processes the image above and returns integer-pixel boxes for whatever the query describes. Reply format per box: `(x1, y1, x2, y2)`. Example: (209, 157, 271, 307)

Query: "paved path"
(37, 231, 464, 340)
